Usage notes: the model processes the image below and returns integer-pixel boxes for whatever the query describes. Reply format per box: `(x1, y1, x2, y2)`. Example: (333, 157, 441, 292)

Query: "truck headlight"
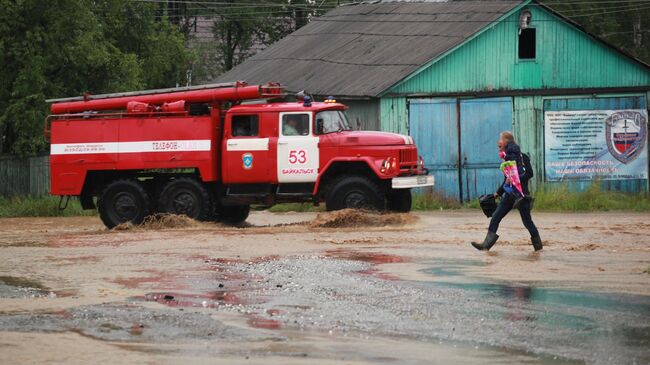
(381, 158, 390, 173)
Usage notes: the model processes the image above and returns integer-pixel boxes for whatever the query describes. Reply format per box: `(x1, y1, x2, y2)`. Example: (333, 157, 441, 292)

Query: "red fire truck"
(46, 82, 433, 228)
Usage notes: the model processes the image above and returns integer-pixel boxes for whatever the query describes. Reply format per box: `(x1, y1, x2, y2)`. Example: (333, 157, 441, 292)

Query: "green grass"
(412, 190, 464, 210)
(532, 183, 650, 211)
(267, 203, 324, 213)
(643, 267, 650, 275)
(412, 183, 650, 212)
(0, 196, 95, 218)
(2, 182, 650, 218)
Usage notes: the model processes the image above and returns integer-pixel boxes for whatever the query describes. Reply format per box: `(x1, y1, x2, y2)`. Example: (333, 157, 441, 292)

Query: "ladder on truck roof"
(44, 81, 284, 137)
(47, 81, 283, 115)
(46, 82, 241, 104)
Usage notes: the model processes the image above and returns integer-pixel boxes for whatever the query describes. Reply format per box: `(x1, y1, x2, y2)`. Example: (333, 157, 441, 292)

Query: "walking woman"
(471, 131, 542, 252)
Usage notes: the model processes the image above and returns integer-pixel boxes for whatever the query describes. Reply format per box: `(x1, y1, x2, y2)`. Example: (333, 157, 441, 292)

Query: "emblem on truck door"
(242, 153, 253, 170)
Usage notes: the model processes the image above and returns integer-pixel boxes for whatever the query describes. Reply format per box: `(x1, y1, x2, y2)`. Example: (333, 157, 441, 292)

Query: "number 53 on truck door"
(277, 112, 319, 183)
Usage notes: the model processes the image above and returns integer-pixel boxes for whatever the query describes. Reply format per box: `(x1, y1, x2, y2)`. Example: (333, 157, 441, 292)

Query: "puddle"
(442, 281, 650, 316)
(325, 249, 406, 264)
(199, 255, 594, 363)
(0, 276, 53, 298)
(325, 249, 406, 280)
(0, 303, 280, 342)
(0, 276, 48, 290)
(128, 257, 274, 312)
(113, 269, 180, 290)
(420, 260, 650, 364)
(424, 259, 650, 315)
(3, 251, 641, 363)
(138, 291, 247, 309)
(248, 315, 282, 329)
(203, 254, 648, 364)
(427, 258, 487, 278)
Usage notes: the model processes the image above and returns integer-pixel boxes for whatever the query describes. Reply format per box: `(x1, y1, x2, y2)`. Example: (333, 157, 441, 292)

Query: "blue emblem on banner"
(242, 153, 253, 170)
(606, 111, 647, 164)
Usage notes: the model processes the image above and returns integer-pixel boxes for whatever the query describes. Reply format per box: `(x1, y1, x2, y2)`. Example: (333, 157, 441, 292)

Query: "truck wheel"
(97, 179, 150, 229)
(326, 175, 386, 211)
(158, 177, 212, 221)
(220, 205, 250, 224)
(387, 189, 412, 212)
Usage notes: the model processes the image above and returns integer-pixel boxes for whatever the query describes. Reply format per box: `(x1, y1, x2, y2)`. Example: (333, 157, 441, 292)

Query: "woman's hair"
(500, 131, 515, 144)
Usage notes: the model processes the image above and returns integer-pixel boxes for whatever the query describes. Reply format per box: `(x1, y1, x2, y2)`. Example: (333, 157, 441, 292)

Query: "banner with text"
(544, 109, 648, 181)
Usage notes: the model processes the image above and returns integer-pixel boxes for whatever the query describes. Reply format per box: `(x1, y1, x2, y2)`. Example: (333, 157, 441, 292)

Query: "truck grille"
(399, 148, 418, 164)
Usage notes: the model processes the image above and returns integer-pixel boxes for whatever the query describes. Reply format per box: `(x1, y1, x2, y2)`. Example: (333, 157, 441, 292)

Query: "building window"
(518, 28, 536, 59)
(232, 115, 259, 137)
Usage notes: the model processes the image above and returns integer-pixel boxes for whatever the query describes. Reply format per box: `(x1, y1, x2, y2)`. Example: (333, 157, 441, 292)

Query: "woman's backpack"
(521, 152, 533, 178)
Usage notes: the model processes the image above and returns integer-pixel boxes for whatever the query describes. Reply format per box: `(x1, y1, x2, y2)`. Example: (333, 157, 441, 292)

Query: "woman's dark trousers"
(489, 193, 539, 238)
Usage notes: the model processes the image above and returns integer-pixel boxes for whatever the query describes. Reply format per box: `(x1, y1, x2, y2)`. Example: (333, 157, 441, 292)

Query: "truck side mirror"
(316, 119, 324, 134)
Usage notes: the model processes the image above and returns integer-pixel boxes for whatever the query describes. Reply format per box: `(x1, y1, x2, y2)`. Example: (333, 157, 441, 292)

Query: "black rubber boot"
(471, 231, 499, 251)
(531, 236, 543, 251)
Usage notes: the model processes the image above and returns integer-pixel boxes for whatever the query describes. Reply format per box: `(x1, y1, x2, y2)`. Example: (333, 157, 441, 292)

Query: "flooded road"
(0, 211, 649, 364)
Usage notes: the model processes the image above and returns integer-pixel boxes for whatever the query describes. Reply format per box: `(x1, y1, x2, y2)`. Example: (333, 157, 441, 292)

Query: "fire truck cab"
(47, 82, 433, 228)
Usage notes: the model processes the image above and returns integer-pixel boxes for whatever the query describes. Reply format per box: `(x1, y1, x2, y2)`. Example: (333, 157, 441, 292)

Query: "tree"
(210, 0, 292, 73)
(544, 0, 650, 64)
(0, 0, 191, 156)
(206, 0, 341, 74)
(172, 1, 342, 83)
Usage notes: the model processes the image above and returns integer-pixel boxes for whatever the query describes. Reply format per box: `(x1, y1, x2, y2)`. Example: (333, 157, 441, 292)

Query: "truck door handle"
(227, 141, 238, 146)
(278, 142, 289, 145)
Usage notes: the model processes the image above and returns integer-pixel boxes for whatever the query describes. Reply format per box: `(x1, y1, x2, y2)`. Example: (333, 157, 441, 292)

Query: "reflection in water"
(427, 261, 650, 365)
(499, 286, 536, 322)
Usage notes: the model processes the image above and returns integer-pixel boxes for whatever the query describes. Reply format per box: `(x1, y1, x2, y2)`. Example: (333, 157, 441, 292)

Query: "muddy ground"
(0, 210, 649, 364)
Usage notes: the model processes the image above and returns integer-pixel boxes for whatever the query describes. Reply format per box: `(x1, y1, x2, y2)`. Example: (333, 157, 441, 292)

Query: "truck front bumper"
(391, 175, 434, 189)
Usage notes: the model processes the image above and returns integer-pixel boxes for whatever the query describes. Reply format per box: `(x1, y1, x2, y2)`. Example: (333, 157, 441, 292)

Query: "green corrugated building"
(217, 0, 650, 201)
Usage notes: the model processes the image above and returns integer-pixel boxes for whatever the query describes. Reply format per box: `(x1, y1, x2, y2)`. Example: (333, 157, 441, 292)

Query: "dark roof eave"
(281, 86, 380, 99)
(383, 85, 650, 98)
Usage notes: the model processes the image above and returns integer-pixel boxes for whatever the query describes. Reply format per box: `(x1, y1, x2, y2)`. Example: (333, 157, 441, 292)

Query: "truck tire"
(387, 189, 412, 212)
(98, 179, 151, 229)
(220, 205, 250, 224)
(326, 175, 386, 211)
(158, 177, 212, 221)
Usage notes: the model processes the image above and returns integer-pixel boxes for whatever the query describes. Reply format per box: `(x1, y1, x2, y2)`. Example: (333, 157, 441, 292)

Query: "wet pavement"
(3, 252, 646, 364)
(179, 253, 648, 365)
(1, 212, 649, 364)
(0, 303, 278, 342)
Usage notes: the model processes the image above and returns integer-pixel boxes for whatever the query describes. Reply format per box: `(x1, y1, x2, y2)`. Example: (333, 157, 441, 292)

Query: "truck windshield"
(315, 110, 352, 134)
